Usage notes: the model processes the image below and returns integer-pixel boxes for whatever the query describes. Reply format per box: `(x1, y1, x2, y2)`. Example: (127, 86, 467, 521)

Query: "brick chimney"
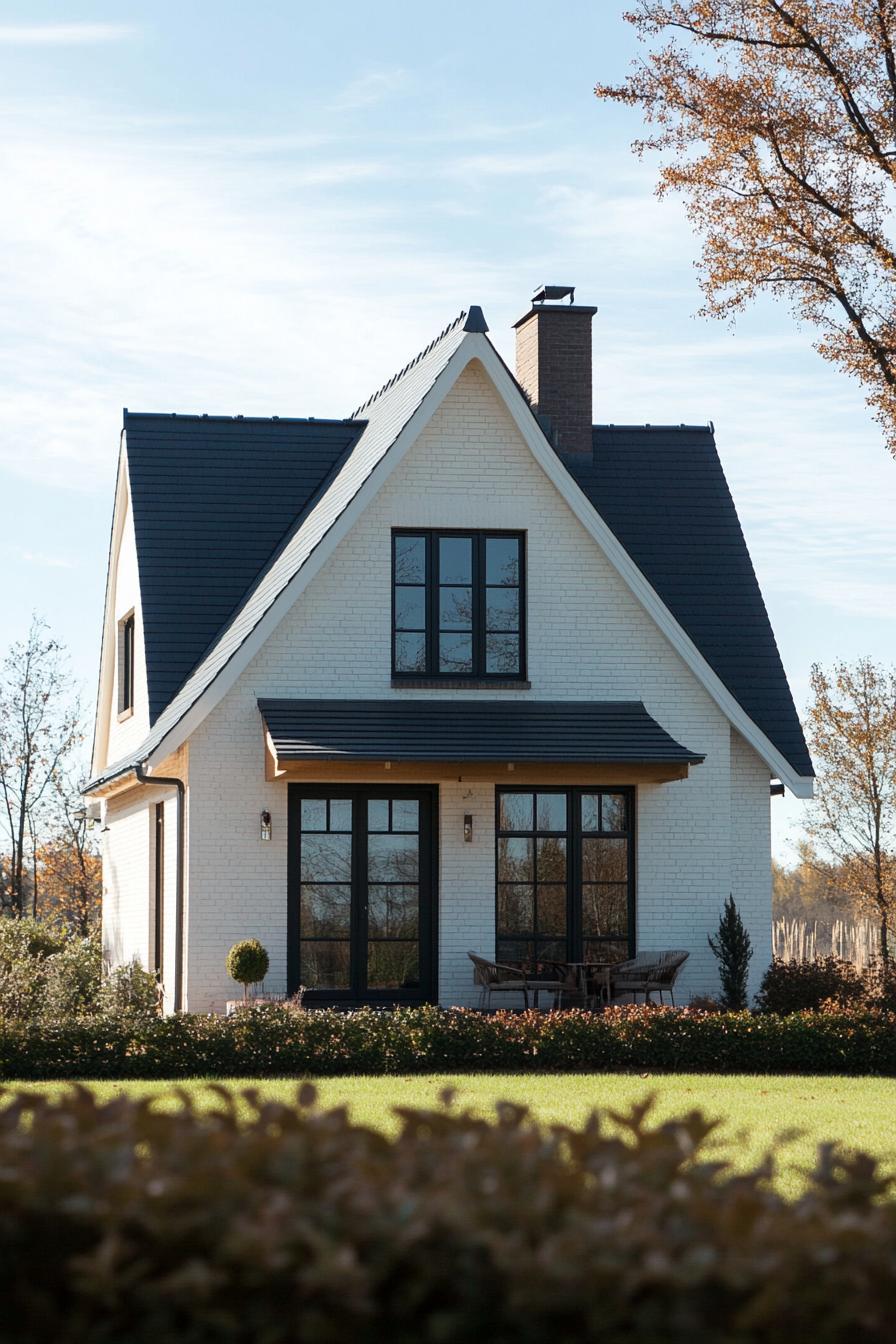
(513, 285, 597, 459)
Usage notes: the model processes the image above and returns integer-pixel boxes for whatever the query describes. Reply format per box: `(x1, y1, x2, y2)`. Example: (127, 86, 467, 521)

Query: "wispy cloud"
(0, 23, 137, 46)
(332, 68, 410, 111)
(15, 548, 75, 569)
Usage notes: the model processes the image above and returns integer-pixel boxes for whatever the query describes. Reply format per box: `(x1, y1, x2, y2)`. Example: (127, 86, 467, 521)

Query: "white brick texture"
(103, 360, 775, 1011)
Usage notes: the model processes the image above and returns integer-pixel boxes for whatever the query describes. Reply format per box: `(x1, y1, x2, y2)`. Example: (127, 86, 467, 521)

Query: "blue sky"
(1, 3, 894, 859)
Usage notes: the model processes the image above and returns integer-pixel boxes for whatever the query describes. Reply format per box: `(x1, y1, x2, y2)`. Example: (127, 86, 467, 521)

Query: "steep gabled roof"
(85, 308, 812, 797)
(125, 412, 364, 723)
(87, 312, 470, 788)
(565, 427, 813, 780)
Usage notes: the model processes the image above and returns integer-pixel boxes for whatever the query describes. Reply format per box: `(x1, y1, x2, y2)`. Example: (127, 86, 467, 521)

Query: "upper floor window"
(119, 612, 135, 715)
(392, 530, 525, 680)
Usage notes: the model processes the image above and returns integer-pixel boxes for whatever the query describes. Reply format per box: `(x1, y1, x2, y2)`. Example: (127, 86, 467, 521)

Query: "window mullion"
(427, 531, 436, 675)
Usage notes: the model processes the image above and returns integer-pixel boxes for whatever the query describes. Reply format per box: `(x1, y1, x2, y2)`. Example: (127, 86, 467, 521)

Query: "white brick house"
(85, 289, 813, 1013)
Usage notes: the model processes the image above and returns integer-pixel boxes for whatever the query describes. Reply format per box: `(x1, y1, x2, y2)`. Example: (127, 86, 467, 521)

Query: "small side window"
(118, 612, 135, 715)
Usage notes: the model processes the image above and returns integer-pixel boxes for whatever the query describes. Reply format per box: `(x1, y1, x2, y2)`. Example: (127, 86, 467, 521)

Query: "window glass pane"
(368, 942, 419, 989)
(535, 939, 566, 968)
(535, 793, 567, 831)
(486, 588, 519, 632)
(582, 837, 628, 884)
(439, 586, 473, 631)
(499, 792, 534, 832)
(300, 941, 351, 989)
(536, 836, 567, 883)
(601, 793, 628, 833)
(300, 833, 352, 882)
(395, 586, 425, 631)
(368, 885, 418, 938)
(367, 799, 389, 832)
(584, 938, 629, 966)
(300, 799, 327, 831)
(496, 940, 533, 971)
(394, 535, 426, 584)
(395, 631, 426, 673)
(486, 536, 520, 586)
(300, 884, 351, 937)
(439, 633, 473, 673)
(581, 794, 599, 832)
(438, 535, 472, 584)
(391, 799, 419, 832)
(368, 833, 419, 882)
(485, 635, 519, 675)
(329, 799, 352, 832)
(497, 884, 534, 935)
(582, 884, 629, 937)
(497, 836, 533, 883)
(537, 884, 567, 935)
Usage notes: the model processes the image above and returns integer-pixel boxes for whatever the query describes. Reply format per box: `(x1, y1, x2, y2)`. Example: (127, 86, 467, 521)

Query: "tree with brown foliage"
(597, 1, 896, 456)
(0, 618, 83, 916)
(35, 778, 101, 936)
(803, 658, 896, 962)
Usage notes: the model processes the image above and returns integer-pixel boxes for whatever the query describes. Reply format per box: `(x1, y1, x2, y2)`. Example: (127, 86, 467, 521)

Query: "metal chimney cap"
(532, 284, 575, 304)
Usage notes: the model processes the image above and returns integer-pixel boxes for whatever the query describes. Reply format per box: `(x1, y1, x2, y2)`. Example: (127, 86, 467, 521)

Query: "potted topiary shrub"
(226, 939, 270, 1004)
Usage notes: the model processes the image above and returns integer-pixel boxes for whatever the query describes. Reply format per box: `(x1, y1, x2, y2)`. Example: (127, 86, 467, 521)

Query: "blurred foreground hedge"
(1, 1084, 894, 1343)
(1, 1003, 896, 1078)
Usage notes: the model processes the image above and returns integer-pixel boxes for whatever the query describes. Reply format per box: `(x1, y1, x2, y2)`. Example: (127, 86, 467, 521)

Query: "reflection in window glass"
(486, 536, 520, 586)
(499, 792, 534, 832)
(438, 535, 472, 584)
(300, 799, 327, 832)
(394, 534, 426, 584)
(535, 793, 567, 831)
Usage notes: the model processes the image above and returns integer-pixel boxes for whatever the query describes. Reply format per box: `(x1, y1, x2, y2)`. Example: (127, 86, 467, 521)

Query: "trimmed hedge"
(1, 1084, 894, 1342)
(2, 1003, 896, 1078)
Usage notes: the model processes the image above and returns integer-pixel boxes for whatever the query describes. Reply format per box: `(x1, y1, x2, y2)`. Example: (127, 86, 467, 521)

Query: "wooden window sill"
(117, 707, 134, 723)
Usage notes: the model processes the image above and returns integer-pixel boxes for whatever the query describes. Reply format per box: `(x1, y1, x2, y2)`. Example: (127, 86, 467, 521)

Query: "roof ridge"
(351, 310, 467, 418)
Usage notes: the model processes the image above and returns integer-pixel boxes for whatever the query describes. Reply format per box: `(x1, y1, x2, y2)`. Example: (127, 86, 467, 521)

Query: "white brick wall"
(102, 787, 151, 968)
(164, 360, 775, 1011)
(730, 728, 773, 1003)
(105, 494, 150, 764)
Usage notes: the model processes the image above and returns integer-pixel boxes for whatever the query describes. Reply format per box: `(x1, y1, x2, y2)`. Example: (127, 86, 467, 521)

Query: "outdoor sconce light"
(463, 814, 473, 843)
(260, 810, 272, 842)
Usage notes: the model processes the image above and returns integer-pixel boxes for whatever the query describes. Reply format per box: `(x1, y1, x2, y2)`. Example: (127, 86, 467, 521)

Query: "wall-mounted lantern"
(260, 810, 272, 842)
(463, 814, 473, 843)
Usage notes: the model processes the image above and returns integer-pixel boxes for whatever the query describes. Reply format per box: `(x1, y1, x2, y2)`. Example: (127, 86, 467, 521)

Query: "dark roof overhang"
(258, 698, 705, 768)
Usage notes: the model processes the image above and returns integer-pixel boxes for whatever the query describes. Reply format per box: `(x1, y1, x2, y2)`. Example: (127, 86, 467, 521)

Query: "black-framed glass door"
(287, 785, 436, 1003)
(495, 787, 635, 970)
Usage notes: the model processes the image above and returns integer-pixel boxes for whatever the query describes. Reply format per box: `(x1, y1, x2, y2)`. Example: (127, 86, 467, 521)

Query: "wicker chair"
(467, 952, 567, 1011)
(607, 950, 689, 1006)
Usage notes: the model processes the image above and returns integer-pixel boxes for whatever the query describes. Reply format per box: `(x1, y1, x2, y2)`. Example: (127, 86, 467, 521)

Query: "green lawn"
(12, 1073, 896, 1198)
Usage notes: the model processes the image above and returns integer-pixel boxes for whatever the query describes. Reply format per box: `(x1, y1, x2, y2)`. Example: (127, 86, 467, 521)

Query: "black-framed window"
(496, 787, 634, 971)
(392, 530, 525, 679)
(119, 612, 135, 714)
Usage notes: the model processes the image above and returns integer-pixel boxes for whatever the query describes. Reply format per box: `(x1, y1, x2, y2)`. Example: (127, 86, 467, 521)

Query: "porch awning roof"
(258, 698, 705, 765)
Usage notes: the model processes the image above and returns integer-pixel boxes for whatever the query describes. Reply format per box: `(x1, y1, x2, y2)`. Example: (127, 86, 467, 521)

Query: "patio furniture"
(467, 952, 567, 1010)
(607, 950, 689, 1005)
(549, 960, 614, 1010)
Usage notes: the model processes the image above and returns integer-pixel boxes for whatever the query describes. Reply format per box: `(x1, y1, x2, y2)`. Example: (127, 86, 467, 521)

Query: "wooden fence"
(772, 917, 880, 968)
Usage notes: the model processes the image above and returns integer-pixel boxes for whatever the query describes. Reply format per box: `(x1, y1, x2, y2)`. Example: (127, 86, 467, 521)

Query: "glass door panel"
(366, 797, 421, 990)
(290, 788, 431, 1001)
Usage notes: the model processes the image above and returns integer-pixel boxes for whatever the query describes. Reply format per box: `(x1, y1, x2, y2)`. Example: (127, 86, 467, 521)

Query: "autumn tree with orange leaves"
(597, 1, 896, 456)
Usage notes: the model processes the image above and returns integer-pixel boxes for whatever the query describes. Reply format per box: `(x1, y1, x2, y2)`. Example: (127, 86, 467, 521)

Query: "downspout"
(135, 764, 186, 1012)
